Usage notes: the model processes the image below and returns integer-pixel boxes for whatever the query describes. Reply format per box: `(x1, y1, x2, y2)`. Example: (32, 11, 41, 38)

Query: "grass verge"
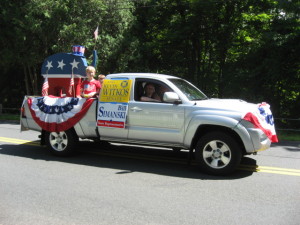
(0, 113, 19, 121)
(277, 130, 300, 142)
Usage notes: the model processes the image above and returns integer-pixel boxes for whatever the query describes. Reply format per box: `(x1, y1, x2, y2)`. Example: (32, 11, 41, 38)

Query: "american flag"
(42, 76, 49, 96)
(94, 26, 98, 40)
(68, 74, 74, 95)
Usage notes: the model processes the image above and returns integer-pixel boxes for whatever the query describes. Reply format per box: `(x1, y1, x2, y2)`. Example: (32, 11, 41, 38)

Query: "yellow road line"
(239, 167, 300, 176)
(0, 137, 40, 146)
(239, 165, 300, 176)
(1, 136, 300, 176)
(240, 164, 300, 173)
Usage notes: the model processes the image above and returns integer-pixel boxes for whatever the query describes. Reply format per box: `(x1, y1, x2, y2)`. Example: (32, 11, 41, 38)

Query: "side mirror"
(163, 92, 182, 104)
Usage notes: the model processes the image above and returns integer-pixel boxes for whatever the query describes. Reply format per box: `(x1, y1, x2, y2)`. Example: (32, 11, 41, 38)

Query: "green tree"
(0, 0, 298, 121)
(226, 0, 299, 119)
(0, 0, 134, 107)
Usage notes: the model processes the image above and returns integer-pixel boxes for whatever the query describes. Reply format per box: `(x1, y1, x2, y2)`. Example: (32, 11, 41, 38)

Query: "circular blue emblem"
(121, 80, 128, 88)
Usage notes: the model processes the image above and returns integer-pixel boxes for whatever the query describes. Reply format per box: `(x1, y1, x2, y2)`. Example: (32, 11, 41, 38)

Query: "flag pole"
(69, 68, 75, 98)
(73, 75, 75, 98)
(42, 69, 49, 96)
(93, 25, 99, 50)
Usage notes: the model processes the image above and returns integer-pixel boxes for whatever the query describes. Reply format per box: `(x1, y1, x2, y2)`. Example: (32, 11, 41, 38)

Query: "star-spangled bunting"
(243, 103, 278, 143)
(27, 96, 94, 132)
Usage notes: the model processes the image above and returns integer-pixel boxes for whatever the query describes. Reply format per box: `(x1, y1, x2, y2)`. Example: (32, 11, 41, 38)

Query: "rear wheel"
(195, 132, 242, 175)
(45, 129, 78, 156)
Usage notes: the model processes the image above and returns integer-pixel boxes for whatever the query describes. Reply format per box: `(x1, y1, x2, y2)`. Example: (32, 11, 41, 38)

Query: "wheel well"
(40, 128, 79, 145)
(191, 125, 246, 154)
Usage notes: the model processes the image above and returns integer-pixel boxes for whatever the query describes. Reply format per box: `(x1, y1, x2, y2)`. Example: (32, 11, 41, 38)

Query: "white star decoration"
(46, 61, 53, 70)
(70, 59, 80, 69)
(57, 60, 66, 70)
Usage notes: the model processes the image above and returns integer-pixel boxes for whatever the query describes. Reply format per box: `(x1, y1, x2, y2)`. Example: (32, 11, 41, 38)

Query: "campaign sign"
(99, 79, 132, 103)
(97, 79, 132, 128)
(97, 102, 128, 128)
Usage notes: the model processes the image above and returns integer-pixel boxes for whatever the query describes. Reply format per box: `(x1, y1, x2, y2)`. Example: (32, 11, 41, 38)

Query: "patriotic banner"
(243, 102, 278, 143)
(27, 96, 94, 132)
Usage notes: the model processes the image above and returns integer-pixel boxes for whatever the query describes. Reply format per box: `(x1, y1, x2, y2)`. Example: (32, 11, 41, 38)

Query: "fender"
(183, 114, 255, 152)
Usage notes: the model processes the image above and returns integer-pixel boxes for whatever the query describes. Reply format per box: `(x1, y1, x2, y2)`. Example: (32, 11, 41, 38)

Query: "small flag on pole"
(42, 76, 49, 96)
(69, 73, 74, 95)
(94, 26, 99, 40)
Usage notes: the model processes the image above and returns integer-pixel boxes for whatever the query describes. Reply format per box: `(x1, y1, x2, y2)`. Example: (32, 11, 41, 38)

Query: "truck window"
(134, 79, 172, 102)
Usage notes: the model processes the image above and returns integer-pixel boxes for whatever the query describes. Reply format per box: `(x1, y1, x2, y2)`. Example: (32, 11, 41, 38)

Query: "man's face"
(145, 84, 155, 95)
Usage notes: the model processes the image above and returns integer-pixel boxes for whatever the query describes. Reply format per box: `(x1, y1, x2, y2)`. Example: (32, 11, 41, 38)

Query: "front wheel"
(45, 129, 78, 156)
(195, 132, 242, 175)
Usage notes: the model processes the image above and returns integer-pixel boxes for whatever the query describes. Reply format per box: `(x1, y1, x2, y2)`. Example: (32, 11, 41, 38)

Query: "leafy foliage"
(0, 0, 298, 121)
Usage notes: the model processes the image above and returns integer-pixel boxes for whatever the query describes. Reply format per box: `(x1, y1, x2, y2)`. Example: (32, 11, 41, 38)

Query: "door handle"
(130, 107, 143, 112)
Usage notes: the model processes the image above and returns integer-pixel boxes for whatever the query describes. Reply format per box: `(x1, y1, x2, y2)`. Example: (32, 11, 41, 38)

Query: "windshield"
(168, 78, 208, 101)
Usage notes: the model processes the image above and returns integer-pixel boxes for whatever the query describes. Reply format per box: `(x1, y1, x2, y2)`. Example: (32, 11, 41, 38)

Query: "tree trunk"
(33, 67, 39, 95)
(23, 65, 30, 95)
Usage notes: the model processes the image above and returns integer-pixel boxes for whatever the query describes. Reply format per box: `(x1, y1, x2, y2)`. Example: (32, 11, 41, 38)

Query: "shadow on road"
(272, 141, 300, 152)
(0, 140, 256, 180)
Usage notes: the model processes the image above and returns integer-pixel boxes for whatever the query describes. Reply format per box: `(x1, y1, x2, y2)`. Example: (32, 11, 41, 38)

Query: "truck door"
(97, 76, 132, 141)
(97, 119, 129, 140)
(127, 78, 185, 145)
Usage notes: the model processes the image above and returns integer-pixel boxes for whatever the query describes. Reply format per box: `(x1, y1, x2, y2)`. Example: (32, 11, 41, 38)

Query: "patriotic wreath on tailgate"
(243, 102, 278, 143)
(27, 96, 94, 132)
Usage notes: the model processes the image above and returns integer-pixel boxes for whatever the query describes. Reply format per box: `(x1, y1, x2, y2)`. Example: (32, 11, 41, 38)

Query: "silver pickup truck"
(21, 73, 275, 175)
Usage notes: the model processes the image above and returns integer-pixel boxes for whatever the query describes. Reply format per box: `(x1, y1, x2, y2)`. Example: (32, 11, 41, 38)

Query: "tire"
(45, 129, 78, 156)
(195, 132, 242, 175)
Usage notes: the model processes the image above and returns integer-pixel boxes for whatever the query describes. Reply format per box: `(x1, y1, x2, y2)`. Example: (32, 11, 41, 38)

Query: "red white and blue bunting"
(28, 96, 94, 132)
(243, 102, 278, 143)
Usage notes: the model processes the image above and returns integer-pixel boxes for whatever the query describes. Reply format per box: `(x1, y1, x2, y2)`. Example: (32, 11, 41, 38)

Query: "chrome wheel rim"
(202, 140, 231, 169)
(49, 132, 68, 151)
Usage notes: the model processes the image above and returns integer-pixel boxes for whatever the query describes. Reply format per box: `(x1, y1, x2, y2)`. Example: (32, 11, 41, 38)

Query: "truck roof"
(106, 73, 179, 80)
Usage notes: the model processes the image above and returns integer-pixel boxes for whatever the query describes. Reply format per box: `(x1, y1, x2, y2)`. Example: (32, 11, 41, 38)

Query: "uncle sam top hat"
(72, 45, 85, 56)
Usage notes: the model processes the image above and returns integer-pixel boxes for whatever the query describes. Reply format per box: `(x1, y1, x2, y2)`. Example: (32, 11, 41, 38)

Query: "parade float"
(22, 45, 98, 132)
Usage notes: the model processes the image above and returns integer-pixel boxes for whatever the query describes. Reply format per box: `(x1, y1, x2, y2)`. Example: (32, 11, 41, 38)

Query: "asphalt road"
(0, 122, 299, 225)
